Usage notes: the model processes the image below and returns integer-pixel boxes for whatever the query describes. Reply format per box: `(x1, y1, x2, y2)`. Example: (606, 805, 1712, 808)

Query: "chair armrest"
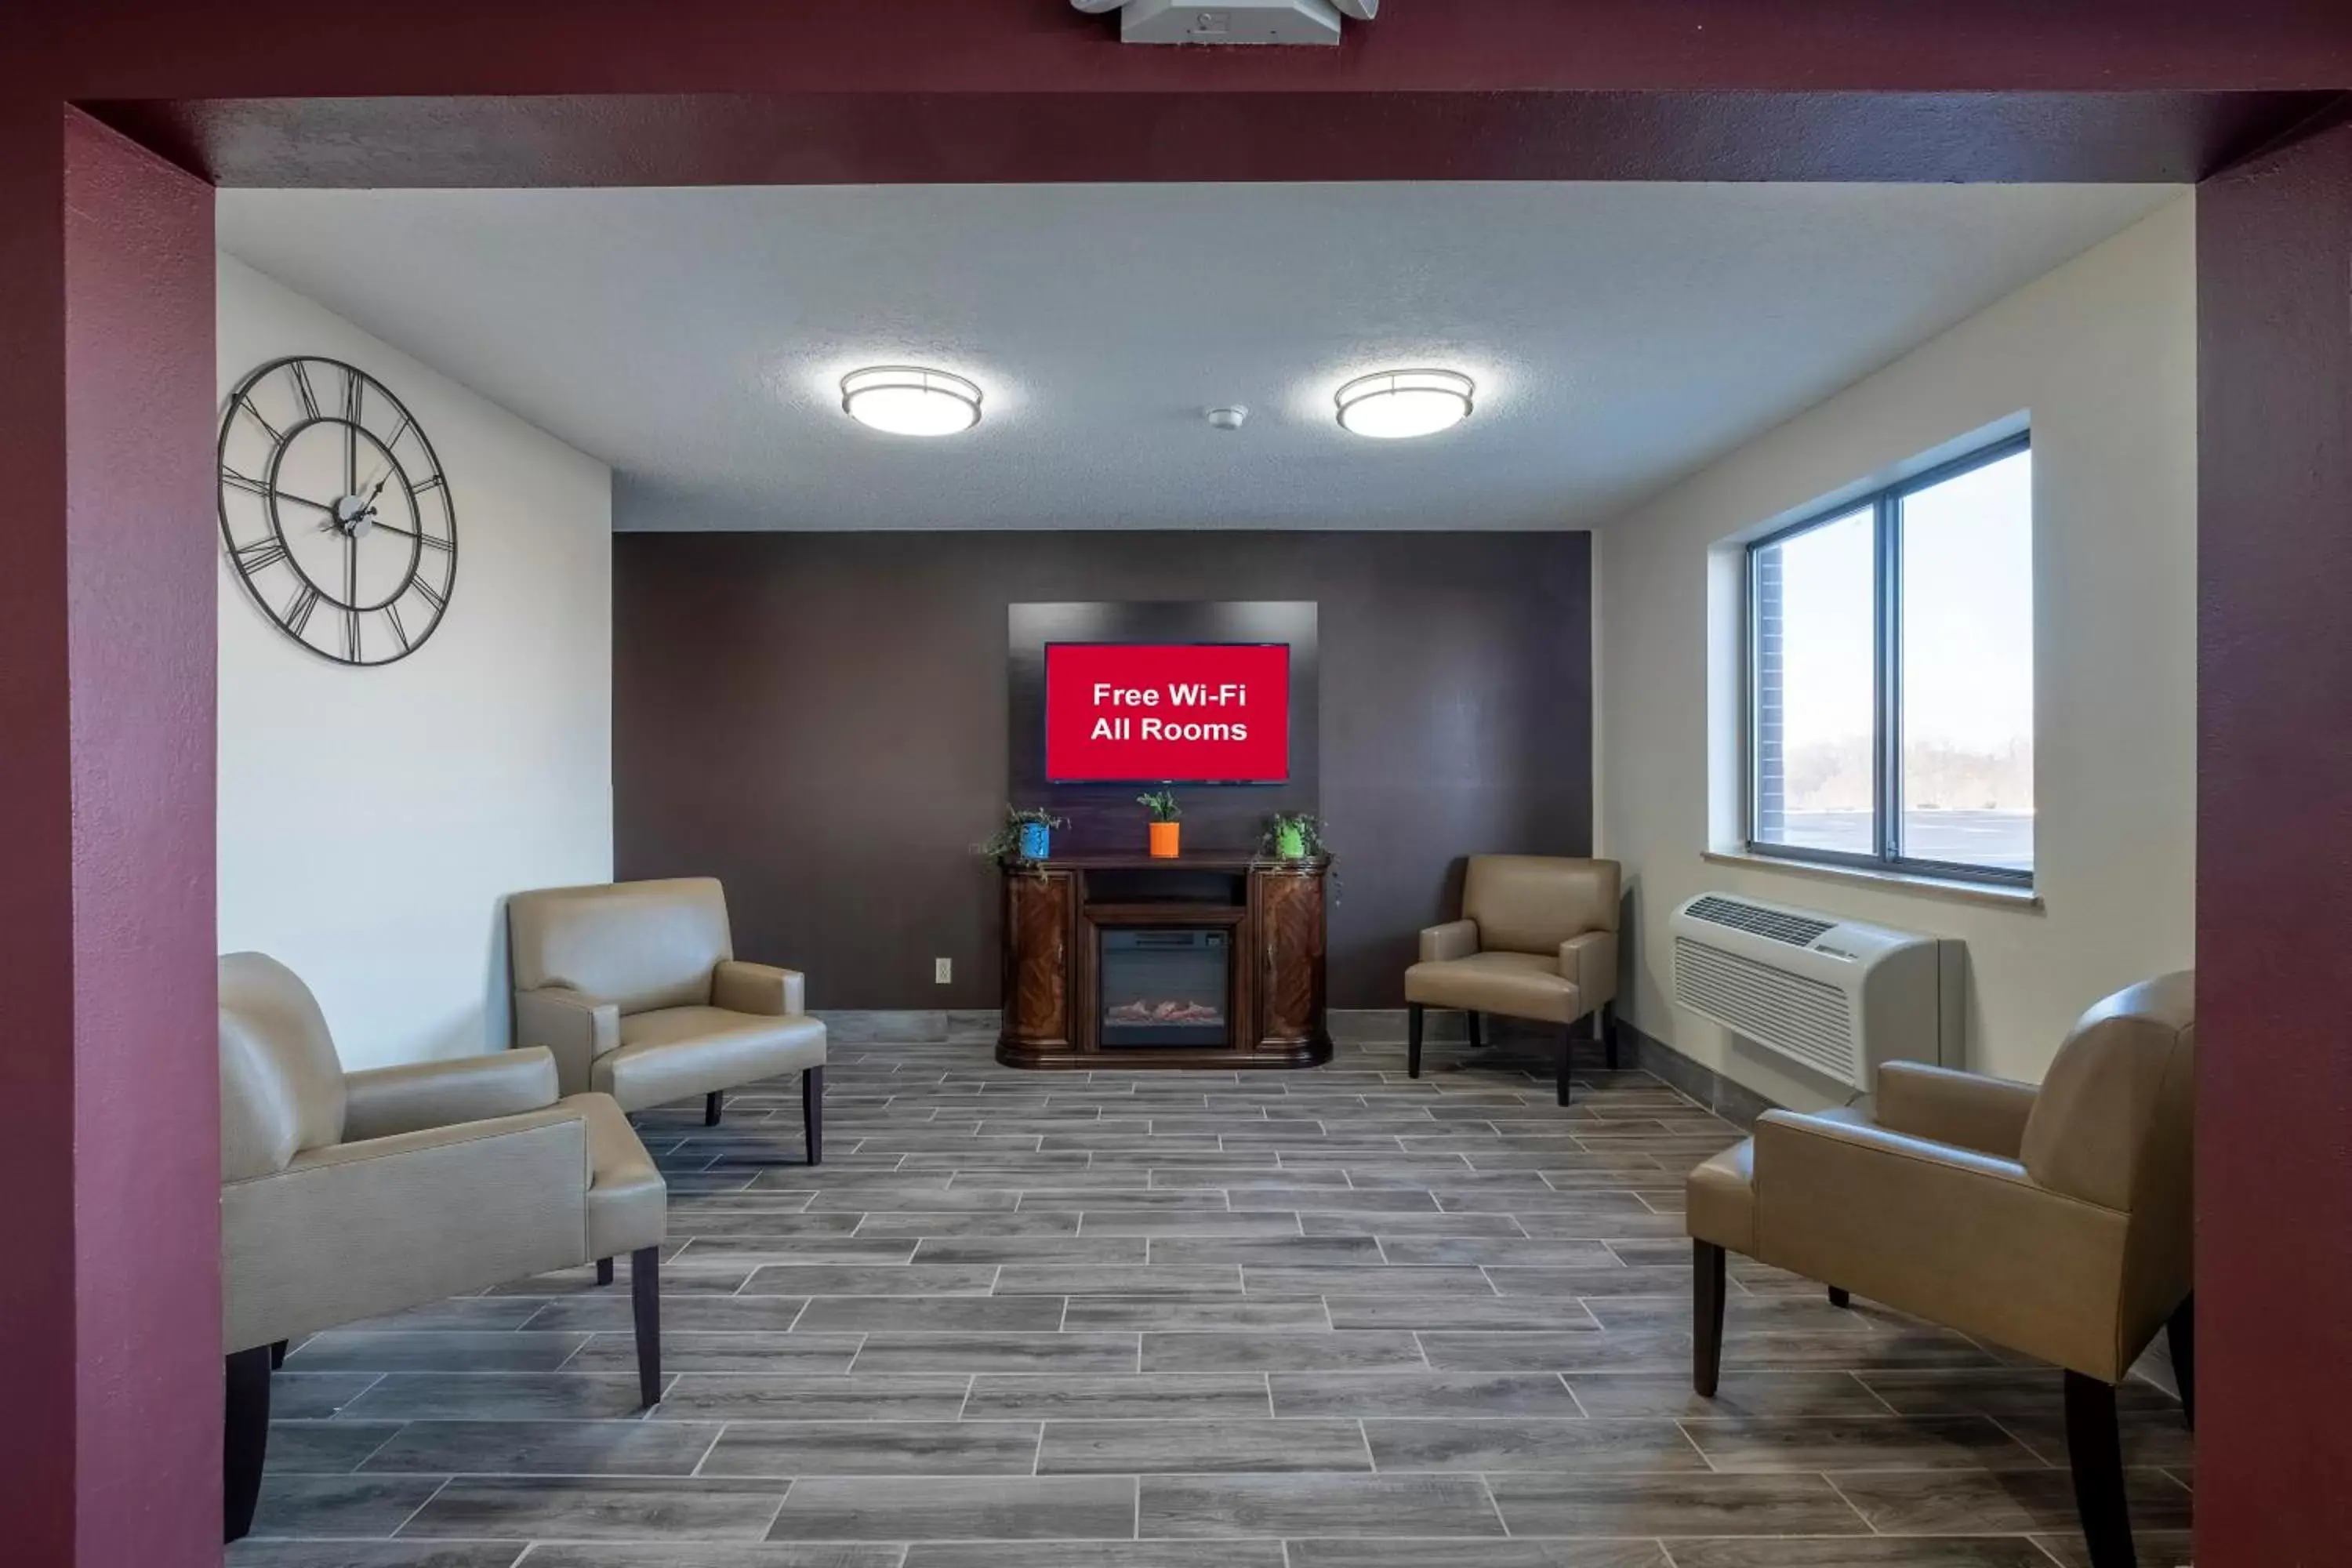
(221, 1106, 593, 1352)
(342, 1049, 560, 1142)
(713, 960, 805, 1017)
(1751, 1109, 2135, 1380)
(1559, 930, 1617, 1012)
(514, 988, 620, 1097)
(1875, 1061, 2038, 1160)
(1419, 920, 1479, 963)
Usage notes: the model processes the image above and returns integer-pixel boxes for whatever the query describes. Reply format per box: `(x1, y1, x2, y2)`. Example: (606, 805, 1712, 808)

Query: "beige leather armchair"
(508, 877, 827, 1156)
(1405, 855, 1621, 1104)
(1686, 974, 2194, 1568)
(219, 953, 667, 1543)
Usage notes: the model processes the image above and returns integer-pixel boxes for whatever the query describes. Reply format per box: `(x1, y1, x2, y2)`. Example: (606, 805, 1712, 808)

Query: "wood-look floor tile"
(227, 1543, 527, 1568)
(850, 1333, 1141, 1373)
(360, 1421, 720, 1476)
(1144, 1236, 1381, 1265)
(1283, 1541, 1671, 1568)
(263, 1421, 406, 1474)
(1680, 1414, 2049, 1472)
(769, 1475, 1138, 1541)
(652, 1374, 971, 1421)
(285, 1332, 590, 1374)
(1486, 1473, 1868, 1537)
(400, 1477, 786, 1541)
(516, 1546, 904, 1568)
(964, 1374, 1273, 1421)
(1077, 1211, 1305, 1238)
(520, 1297, 819, 1334)
(994, 1264, 1242, 1296)
(1566, 1373, 1892, 1420)
(2030, 1529, 2195, 1568)
(1271, 1370, 1583, 1418)
(344, 1374, 659, 1422)
(1827, 1466, 2194, 1535)
(567, 1332, 859, 1374)
(249, 1475, 449, 1540)
(1143, 1330, 1427, 1374)
(1138, 1472, 1506, 1537)
(779, 1281, 1064, 1323)
(1363, 1416, 1707, 1474)
(699, 1420, 1041, 1476)
(1324, 1295, 1599, 1332)
(1063, 1297, 1329, 1330)
(1039, 1417, 1371, 1474)
(1659, 1538, 2059, 1566)
(901, 1544, 1282, 1568)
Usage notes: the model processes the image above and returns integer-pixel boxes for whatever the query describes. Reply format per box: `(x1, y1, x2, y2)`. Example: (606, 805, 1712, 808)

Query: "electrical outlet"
(935, 957, 953, 985)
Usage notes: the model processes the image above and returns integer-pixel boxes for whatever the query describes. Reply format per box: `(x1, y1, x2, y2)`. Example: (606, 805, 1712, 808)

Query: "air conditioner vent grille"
(1672, 936, 1858, 1084)
(1686, 895, 1835, 948)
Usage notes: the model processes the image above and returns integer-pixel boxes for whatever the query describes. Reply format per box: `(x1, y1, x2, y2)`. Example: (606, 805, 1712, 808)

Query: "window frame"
(1743, 431, 2034, 890)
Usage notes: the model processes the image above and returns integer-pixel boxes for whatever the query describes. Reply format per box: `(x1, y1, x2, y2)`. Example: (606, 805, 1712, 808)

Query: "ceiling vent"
(1071, 0, 1376, 47)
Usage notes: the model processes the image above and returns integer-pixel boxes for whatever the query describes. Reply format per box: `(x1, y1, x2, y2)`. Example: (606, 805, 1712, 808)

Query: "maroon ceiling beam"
(20, 0, 2352, 99)
(85, 89, 2339, 188)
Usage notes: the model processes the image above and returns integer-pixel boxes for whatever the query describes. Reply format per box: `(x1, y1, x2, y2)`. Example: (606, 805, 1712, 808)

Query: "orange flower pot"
(1148, 821, 1181, 858)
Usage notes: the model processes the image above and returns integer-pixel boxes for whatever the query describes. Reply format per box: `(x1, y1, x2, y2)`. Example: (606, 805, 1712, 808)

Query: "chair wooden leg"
(630, 1245, 662, 1408)
(802, 1065, 824, 1166)
(705, 1091, 723, 1127)
(268, 1338, 288, 1369)
(1556, 1022, 1573, 1106)
(1828, 1287, 1851, 1308)
(1406, 1004, 1425, 1079)
(1602, 1001, 1619, 1069)
(2063, 1370, 2137, 1568)
(1465, 1010, 1483, 1051)
(596, 1256, 615, 1287)
(2167, 1294, 2194, 1430)
(223, 1345, 272, 1544)
(1693, 1240, 1726, 1397)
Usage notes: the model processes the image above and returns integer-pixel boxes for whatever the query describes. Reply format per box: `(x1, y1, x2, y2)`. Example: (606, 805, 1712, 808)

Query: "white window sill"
(1701, 848, 2044, 913)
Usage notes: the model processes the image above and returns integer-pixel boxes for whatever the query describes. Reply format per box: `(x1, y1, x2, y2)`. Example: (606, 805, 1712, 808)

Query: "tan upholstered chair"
(508, 877, 827, 1153)
(219, 953, 666, 1542)
(1406, 855, 1622, 1104)
(1686, 973, 2194, 1568)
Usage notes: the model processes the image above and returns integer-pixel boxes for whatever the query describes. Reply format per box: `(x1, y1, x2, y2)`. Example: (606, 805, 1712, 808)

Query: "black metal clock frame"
(216, 354, 459, 667)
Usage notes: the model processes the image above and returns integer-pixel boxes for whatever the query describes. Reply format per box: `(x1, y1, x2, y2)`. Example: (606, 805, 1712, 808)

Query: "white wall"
(217, 255, 613, 1070)
(1596, 197, 2197, 1105)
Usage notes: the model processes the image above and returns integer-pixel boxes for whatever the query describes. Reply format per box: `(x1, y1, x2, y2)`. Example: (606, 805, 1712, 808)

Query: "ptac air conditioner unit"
(1669, 893, 1963, 1092)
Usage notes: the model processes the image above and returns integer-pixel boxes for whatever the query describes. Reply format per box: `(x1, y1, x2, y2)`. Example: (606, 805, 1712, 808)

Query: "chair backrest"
(1462, 855, 1621, 956)
(507, 877, 734, 1015)
(219, 953, 348, 1182)
(2021, 971, 2195, 1352)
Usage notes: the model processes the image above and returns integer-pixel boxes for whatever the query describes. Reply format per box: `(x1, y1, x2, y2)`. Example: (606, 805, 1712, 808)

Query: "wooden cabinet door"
(1253, 866, 1327, 1049)
(1003, 869, 1076, 1048)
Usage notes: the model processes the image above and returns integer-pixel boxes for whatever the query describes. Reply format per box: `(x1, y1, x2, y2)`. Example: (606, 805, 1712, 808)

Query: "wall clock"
(216, 355, 458, 666)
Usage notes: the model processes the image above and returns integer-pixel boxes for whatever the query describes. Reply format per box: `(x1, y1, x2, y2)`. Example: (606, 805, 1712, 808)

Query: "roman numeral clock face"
(217, 356, 457, 666)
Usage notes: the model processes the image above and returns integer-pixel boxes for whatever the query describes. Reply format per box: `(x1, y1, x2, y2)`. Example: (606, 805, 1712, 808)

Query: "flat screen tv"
(1044, 641, 1292, 785)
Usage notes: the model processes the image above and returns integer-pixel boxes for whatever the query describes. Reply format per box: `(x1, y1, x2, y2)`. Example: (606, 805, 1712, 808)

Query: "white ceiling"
(218, 182, 2178, 532)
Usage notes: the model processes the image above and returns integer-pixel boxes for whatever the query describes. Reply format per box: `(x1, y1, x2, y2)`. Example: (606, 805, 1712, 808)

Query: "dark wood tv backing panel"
(612, 530, 1591, 1010)
(1009, 601, 1318, 857)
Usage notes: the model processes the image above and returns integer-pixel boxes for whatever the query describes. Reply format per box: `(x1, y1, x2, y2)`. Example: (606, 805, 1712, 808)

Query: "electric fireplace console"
(996, 853, 1331, 1070)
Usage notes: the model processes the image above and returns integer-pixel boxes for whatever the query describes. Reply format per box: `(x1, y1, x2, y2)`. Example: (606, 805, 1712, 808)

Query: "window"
(1748, 436, 2034, 885)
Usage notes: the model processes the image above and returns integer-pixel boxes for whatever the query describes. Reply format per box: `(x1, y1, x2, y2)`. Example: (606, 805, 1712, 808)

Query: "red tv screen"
(1045, 642, 1291, 784)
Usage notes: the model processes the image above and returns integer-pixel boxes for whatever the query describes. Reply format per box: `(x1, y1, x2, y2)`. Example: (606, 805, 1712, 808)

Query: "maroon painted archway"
(6, 5, 2351, 1564)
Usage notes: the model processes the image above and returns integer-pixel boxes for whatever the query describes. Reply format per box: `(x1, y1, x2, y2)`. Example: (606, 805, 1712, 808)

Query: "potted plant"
(1138, 789, 1182, 858)
(1261, 811, 1326, 862)
(975, 805, 1069, 866)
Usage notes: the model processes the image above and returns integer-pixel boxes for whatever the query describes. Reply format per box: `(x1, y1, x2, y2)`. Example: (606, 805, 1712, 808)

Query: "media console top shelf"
(996, 855, 1331, 1072)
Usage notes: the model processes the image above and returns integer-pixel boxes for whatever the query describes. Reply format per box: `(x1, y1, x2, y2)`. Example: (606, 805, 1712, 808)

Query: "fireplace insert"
(1100, 927, 1230, 1047)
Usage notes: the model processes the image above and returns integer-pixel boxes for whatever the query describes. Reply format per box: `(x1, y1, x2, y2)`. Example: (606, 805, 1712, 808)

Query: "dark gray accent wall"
(614, 531, 1592, 1008)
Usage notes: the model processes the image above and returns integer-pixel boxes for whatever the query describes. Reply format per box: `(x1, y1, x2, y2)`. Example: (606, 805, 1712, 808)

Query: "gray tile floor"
(234, 1035, 2194, 1568)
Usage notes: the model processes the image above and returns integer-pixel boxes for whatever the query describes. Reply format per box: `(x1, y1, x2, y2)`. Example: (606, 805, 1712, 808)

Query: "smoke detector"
(1205, 405, 1249, 430)
(1071, 0, 1376, 47)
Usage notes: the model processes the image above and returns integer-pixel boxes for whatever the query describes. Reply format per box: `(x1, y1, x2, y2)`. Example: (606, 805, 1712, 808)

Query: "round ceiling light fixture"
(1334, 368, 1476, 440)
(840, 366, 984, 437)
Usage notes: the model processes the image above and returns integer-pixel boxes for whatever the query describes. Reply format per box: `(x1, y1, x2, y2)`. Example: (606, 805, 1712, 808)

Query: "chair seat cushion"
(575, 1092, 667, 1260)
(595, 1007, 828, 1112)
(1406, 951, 1581, 1024)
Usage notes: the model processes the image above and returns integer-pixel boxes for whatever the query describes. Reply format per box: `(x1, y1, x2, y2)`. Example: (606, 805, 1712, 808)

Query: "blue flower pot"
(1018, 822, 1052, 860)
